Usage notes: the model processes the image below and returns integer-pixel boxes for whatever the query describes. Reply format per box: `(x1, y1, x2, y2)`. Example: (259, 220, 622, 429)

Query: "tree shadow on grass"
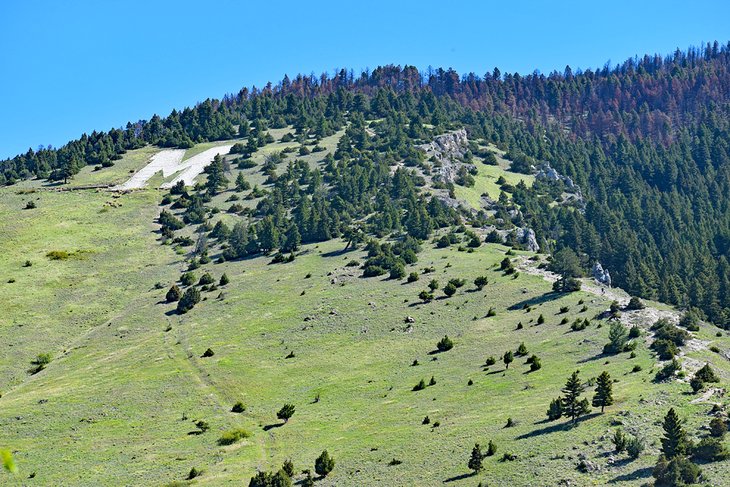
(608, 466, 652, 483)
(263, 423, 284, 432)
(577, 351, 609, 364)
(508, 292, 562, 311)
(515, 413, 601, 440)
(321, 247, 358, 258)
(443, 472, 476, 483)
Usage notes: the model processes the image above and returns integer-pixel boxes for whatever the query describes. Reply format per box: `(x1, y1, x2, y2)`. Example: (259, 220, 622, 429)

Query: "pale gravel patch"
(160, 144, 233, 189)
(111, 149, 186, 190)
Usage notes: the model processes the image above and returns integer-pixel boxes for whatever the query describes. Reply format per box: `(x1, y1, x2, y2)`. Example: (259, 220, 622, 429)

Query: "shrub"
(694, 364, 719, 383)
(282, 459, 294, 478)
(390, 263, 406, 280)
(24, 200, 37, 209)
(474, 276, 488, 290)
(231, 402, 246, 413)
(537, 314, 545, 324)
(692, 437, 729, 462)
(198, 272, 214, 286)
(651, 338, 679, 360)
(29, 353, 52, 374)
(428, 376, 436, 386)
(177, 287, 201, 313)
(419, 290, 434, 302)
(604, 322, 629, 354)
(626, 435, 645, 459)
(529, 356, 542, 371)
(166, 285, 181, 302)
(547, 397, 563, 421)
(187, 467, 202, 479)
(485, 356, 497, 366)
(710, 417, 727, 438)
(46, 250, 70, 260)
(362, 265, 386, 277)
(486, 307, 496, 317)
(612, 429, 627, 452)
(407, 272, 419, 283)
(314, 450, 335, 477)
(654, 358, 681, 382)
(626, 297, 646, 310)
(653, 456, 701, 485)
(516, 342, 528, 356)
(628, 325, 641, 338)
(443, 282, 457, 297)
(201, 348, 214, 358)
(219, 273, 230, 285)
(505, 417, 515, 428)
(180, 272, 196, 286)
(277, 404, 296, 423)
(437, 335, 454, 352)
(413, 379, 426, 391)
(217, 428, 251, 445)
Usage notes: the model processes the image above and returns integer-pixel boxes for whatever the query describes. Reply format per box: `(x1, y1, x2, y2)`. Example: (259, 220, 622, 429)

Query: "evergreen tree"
(592, 371, 614, 412)
(660, 408, 688, 459)
(314, 450, 335, 477)
(277, 403, 296, 423)
(468, 443, 483, 473)
(561, 370, 590, 423)
(503, 350, 513, 369)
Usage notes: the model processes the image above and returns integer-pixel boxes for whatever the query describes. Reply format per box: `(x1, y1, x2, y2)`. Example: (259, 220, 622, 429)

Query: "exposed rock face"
(593, 262, 612, 287)
(535, 162, 585, 209)
(514, 227, 540, 252)
(418, 129, 475, 185)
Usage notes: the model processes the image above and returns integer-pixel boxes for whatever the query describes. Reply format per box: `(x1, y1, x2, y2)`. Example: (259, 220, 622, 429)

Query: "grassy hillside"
(1, 139, 729, 486)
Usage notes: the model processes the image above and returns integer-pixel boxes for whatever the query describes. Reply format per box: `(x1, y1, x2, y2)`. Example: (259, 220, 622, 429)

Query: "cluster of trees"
(248, 451, 334, 487)
(547, 370, 613, 422)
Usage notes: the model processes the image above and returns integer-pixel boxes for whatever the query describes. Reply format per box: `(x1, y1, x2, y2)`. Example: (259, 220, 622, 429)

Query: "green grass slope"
(1, 142, 729, 487)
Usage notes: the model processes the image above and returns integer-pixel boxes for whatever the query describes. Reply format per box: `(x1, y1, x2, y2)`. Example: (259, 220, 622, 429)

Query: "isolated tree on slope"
(562, 370, 590, 423)
(592, 371, 614, 412)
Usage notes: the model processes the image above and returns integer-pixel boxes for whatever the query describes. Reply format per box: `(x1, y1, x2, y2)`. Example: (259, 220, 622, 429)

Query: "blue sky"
(1, 0, 729, 159)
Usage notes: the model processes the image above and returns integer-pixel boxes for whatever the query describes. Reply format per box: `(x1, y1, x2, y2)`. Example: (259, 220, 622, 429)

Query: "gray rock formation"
(593, 262, 612, 287)
(535, 162, 585, 209)
(514, 227, 540, 252)
(417, 129, 475, 185)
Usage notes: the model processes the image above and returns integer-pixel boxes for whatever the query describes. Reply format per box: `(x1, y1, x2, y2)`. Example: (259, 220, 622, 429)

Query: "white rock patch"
(112, 149, 186, 190)
(160, 144, 233, 189)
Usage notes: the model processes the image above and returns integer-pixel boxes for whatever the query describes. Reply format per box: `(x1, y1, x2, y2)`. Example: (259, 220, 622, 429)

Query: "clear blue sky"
(1, 0, 729, 159)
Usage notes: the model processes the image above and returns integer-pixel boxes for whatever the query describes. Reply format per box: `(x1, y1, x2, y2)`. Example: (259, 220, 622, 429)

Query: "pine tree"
(166, 284, 181, 302)
(235, 172, 250, 191)
(277, 403, 295, 423)
(314, 450, 335, 477)
(503, 350, 513, 369)
(660, 408, 688, 459)
(468, 443, 483, 473)
(547, 397, 563, 420)
(592, 371, 614, 412)
(561, 370, 590, 423)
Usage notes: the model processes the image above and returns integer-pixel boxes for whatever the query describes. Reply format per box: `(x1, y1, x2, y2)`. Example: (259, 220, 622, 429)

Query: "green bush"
(315, 450, 335, 477)
(437, 335, 454, 352)
(217, 428, 251, 446)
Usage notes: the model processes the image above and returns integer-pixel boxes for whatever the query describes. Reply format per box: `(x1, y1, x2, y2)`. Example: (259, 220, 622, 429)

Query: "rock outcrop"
(534, 162, 585, 209)
(418, 129, 475, 185)
(514, 227, 540, 252)
(593, 262, 612, 287)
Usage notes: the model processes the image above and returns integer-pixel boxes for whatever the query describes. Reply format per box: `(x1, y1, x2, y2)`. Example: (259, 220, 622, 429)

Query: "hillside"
(1, 110, 730, 486)
(2, 44, 730, 486)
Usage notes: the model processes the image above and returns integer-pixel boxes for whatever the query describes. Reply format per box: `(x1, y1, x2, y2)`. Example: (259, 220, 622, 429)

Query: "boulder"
(593, 262, 612, 287)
